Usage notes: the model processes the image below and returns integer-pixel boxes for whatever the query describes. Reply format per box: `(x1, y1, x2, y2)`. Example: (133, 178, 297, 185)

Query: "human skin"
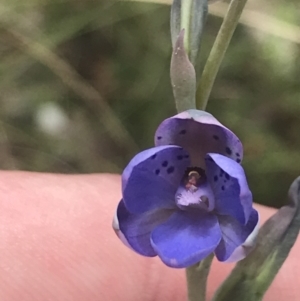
(0, 172, 299, 301)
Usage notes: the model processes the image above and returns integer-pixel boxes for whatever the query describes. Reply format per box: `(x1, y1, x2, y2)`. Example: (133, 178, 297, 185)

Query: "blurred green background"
(0, 0, 299, 207)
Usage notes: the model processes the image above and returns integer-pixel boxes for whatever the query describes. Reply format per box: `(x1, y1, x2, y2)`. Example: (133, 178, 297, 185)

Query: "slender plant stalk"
(186, 254, 214, 301)
(185, 1, 248, 301)
(180, 0, 193, 55)
(196, 0, 249, 110)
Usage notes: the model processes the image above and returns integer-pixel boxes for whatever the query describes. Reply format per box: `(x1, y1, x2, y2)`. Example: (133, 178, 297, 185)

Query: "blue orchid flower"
(113, 110, 259, 268)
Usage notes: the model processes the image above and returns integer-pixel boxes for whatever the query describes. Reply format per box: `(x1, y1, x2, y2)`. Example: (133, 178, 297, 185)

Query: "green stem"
(196, 0, 249, 110)
(186, 254, 214, 301)
(180, 0, 193, 56)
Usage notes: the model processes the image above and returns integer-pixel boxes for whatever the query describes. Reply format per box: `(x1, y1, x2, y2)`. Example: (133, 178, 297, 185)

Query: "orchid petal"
(205, 153, 252, 224)
(215, 209, 259, 262)
(155, 109, 242, 167)
(115, 200, 175, 257)
(151, 210, 221, 268)
(122, 145, 190, 214)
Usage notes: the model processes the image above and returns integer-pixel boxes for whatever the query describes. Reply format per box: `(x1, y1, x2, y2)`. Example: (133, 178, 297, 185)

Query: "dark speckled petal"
(122, 145, 190, 214)
(205, 153, 253, 225)
(154, 109, 243, 168)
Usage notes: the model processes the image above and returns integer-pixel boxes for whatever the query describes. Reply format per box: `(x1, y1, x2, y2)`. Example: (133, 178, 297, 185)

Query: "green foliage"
(212, 176, 300, 301)
(0, 0, 299, 207)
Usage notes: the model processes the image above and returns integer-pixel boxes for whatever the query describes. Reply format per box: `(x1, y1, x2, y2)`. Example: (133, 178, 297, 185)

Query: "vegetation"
(0, 0, 299, 207)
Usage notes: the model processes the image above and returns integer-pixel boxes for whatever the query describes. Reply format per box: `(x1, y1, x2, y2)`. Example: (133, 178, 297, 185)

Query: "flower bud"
(170, 30, 196, 112)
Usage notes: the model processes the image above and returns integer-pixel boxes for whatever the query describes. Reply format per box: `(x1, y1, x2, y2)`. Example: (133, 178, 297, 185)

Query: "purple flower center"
(175, 167, 215, 211)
